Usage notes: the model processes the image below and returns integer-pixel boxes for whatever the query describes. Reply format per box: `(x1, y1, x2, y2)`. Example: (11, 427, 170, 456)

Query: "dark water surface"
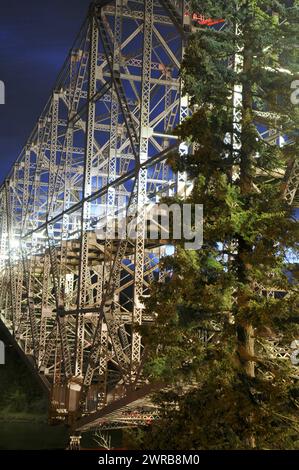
(0, 421, 69, 450)
(0, 420, 121, 450)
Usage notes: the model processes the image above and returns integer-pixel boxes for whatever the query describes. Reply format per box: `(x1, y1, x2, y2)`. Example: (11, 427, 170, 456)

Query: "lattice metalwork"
(0, 1, 297, 435)
(0, 0, 188, 432)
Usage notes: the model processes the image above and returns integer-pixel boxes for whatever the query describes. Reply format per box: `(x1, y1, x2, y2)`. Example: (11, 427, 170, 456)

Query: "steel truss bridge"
(0, 0, 298, 439)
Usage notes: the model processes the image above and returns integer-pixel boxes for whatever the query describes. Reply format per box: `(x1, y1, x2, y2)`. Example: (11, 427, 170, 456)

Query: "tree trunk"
(237, 322, 255, 378)
(237, 7, 255, 378)
(236, 7, 256, 448)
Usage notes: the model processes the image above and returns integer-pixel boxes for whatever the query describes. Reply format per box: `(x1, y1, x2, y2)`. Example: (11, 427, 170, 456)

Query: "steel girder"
(0, 0, 190, 431)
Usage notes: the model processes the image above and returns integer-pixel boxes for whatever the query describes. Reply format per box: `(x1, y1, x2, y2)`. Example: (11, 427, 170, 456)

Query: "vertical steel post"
(76, 15, 99, 377)
(131, 0, 154, 369)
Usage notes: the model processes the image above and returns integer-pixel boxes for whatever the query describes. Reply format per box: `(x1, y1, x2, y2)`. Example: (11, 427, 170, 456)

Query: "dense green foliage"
(129, 0, 299, 450)
(0, 330, 47, 417)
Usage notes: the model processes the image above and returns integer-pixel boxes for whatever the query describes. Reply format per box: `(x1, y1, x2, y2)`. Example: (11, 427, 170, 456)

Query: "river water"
(0, 420, 122, 450)
(0, 421, 69, 450)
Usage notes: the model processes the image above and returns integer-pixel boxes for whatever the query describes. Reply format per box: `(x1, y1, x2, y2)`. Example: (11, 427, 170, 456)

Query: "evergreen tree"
(130, 0, 299, 450)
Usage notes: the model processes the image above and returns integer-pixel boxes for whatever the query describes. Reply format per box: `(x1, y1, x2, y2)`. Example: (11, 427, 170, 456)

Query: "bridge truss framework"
(0, 0, 298, 435)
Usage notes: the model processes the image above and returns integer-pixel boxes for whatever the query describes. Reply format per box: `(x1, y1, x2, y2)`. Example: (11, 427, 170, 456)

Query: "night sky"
(0, 0, 92, 183)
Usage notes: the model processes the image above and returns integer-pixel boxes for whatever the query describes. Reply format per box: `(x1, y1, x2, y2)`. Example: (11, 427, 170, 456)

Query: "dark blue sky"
(0, 0, 92, 183)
